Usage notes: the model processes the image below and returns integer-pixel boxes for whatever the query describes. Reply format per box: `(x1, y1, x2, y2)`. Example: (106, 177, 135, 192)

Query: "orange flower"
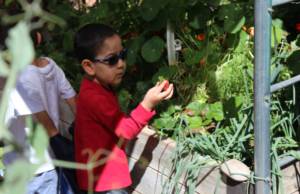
(196, 33, 205, 41)
(199, 58, 206, 66)
(247, 27, 254, 37)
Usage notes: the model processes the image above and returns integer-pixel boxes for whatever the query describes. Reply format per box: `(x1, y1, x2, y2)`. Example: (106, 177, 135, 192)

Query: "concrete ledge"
(127, 127, 300, 194)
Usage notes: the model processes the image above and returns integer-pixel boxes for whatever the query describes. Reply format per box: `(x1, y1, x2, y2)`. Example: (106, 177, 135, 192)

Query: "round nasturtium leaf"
(141, 36, 165, 63)
(139, 0, 161, 21)
(218, 4, 245, 34)
(225, 16, 245, 34)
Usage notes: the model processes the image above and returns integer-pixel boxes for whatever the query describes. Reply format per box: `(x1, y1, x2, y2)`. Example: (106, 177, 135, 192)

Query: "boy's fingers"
(159, 84, 173, 98)
(164, 87, 174, 100)
(157, 80, 168, 91)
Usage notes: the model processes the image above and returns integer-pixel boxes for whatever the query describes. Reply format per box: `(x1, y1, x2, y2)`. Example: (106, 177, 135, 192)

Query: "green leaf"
(151, 65, 177, 83)
(42, 12, 66, 27)
(187, 116, 203, 129)
(288, 150, 300, 160)
(0, 56, 9, 76)
(206, 102, 224, 121)
(5, 0, 14, 6)
(183, 48, 205, 66)
(296, 34, 300, 47)
(1, 159, 36, 194)
(271, 19, 283, 48)
(218, 4, 245, 34)
(223, 96, 244, 119)
(153, 117, 176, 129)
(109, 0, 125, 3)
(287, 50, 300, 74)
(126, 36, 145, 65)
(218, 4, 235, 20)
(189, 6, 211, 29)
(202, 119, 212, 126)
(118, 89, 132, 112)
(87, 3, 111, 21)
(31, 124, 49, 160)
(141, 36, 165, 63)
(140, 0, 161, 21)
(186, 101, 208, 115)
(166, 105, 179, 115)
(63, 30, 74, 52)
(6, 22, 34, 72)
(209, 0, 222, 6)
(227, 16, 245, 34)
(234, 30, 248, 53)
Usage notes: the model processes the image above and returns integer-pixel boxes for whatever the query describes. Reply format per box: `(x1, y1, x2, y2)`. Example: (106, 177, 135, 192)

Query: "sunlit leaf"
(207, 102, 224, 121)
(1, 159, 36, 194)
(288, 150, 300, 160)
(187, 116, 203, 129)
(186, 101, 207, 116)
(153, 117, 176, 129)
(6, 22, 34, 72)
(31, 124, 48, 160)
(271, 19, 283, 48)
(0, 56, 9, 76)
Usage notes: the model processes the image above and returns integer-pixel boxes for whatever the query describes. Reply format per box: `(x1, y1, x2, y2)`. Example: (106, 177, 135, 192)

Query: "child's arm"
(85, 81, 174, 140)
(114, 81, 174, 139)
(65, 96, 76, 115)
(34, 110, 59, 137)
(34, 110, 73, 161)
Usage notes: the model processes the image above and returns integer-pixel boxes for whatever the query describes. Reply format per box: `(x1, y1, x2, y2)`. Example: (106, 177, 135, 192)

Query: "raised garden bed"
(127, 127, 300, 194)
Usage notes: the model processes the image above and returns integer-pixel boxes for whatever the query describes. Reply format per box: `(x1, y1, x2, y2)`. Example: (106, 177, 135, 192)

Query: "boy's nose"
(116, 58, 126, 68)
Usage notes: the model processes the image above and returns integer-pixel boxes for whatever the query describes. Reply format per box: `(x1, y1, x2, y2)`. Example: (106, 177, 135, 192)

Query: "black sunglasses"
(93, 48, 127, 66)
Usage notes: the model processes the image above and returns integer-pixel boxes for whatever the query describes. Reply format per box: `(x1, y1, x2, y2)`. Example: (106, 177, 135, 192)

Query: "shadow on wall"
(128, 134, 159, 191)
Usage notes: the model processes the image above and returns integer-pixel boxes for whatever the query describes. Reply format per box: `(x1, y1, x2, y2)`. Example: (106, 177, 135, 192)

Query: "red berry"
(296, 23, 300, 32)
(163, 80, 169, 91)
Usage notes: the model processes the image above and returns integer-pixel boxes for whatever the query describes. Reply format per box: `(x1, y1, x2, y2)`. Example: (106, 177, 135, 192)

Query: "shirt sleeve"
(86, 93, 155, 140)
(114, 104, 156, 139)
(53, 61, 76, 99)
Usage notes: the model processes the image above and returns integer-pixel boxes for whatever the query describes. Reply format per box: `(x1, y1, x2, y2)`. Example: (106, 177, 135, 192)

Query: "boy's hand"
(141, 80, 174, 111)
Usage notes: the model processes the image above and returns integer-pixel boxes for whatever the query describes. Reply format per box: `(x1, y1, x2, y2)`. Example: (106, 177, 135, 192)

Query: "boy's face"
(81, 34, 126, 88)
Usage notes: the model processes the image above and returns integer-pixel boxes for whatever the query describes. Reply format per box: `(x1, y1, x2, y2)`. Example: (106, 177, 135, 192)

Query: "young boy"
(4, 57, 76, 194)
(74, 23, 174, 193)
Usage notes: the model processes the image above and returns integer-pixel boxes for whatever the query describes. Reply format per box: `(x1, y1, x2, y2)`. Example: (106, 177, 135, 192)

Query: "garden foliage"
(1, 0, 300, 193)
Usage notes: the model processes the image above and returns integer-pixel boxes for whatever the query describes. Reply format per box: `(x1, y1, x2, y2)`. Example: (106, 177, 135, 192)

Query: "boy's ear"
(81, 59, 95, 76)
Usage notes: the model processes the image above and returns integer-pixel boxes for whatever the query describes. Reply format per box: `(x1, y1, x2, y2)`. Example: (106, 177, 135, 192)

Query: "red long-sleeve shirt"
(75, 78, 155, 191)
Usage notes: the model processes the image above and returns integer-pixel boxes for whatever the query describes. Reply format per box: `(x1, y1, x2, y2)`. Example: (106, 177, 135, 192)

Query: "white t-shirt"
(4, 57, 76, 174)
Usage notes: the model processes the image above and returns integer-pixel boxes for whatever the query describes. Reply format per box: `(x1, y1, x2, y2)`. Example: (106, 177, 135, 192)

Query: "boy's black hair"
(74, 23, 117, 62)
